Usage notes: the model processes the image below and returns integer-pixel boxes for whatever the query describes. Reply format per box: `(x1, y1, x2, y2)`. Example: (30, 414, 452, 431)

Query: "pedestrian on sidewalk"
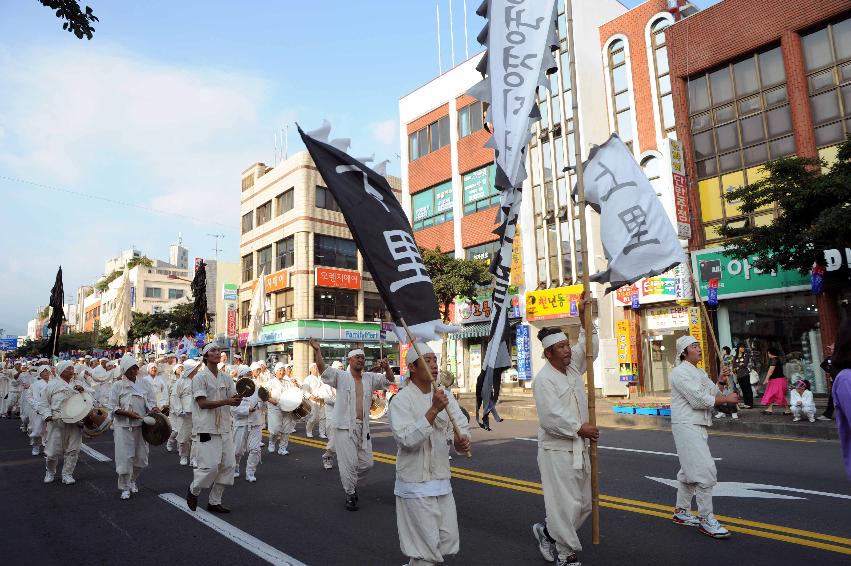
(760, 347, 789, 415)
(531, 308, 599, 566)
(818, 345, 835, 422)
(790, 380, 816, 423)
(670, 335, 738, 539)
(732, 343, 754, 409)
(714, 371, 739, 420)
(830, 320, 851, 480)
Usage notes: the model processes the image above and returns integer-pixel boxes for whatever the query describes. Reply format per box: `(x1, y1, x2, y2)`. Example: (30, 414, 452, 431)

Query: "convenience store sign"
(690, 247, 809, 300)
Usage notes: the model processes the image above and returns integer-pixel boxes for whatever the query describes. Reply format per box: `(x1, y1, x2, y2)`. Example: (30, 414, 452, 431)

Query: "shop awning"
(454, 322, 491, 339)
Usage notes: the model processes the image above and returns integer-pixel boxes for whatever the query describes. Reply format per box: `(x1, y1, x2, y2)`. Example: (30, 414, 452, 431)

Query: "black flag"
(192, 260, 208, 333)
(298, 126, 454, 342)
(45, 266, 65, 356)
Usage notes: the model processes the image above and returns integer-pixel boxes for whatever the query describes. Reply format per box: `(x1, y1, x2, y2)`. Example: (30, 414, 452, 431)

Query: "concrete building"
(194, 258, 241, 340)
(238, 152, 402, 379)
(82, 293, 101, 333)
(73, 285, 94, 332)
(667, 0, 851, 393)
(399, 0, 631, 395)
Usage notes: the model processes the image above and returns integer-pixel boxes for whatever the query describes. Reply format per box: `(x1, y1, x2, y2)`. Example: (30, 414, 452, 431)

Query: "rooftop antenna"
(274, 129, 279, 166)
(283, 124, 289, 161)
(208, 233, 225, 259)
(436, 1, 443, 75)
(449, 0, 456, 67)
(177, 231, 183, 246)
(463, 0, 469, 59)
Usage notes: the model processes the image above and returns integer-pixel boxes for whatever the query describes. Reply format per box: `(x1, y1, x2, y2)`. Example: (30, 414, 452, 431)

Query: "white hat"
(181, 360, 200, 379)
(119, 353, 139, 375)
(55, 360, 74, 377)
(249, 361, 262, 371)
(405, 343, 434, 365)
(201, 339, 226, 356)
(676, 335, 699, 354)
(237, 364, 251, 377)
(37, 365, 51, 376)
(347, 349, 365, 359)
(274, 362, 285, 372)
(331, 361, 344, 370)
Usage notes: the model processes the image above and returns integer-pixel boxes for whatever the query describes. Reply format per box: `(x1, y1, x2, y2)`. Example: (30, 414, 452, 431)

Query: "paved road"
(1, 417, 848, 565)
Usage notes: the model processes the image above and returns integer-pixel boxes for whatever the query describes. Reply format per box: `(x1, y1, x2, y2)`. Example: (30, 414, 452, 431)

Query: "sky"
(0, 0, 718, 336)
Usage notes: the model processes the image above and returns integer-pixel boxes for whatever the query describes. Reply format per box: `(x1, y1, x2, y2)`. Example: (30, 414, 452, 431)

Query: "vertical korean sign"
(226, 304, 237, 337)
(515, 324, 532, 381)
(688, 306, 707, 370)
(616, 320, 636, 381)
(669, 139, 691, 239)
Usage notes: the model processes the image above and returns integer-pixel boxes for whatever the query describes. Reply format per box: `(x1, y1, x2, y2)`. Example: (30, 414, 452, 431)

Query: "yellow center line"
(284, 435, 851, 553)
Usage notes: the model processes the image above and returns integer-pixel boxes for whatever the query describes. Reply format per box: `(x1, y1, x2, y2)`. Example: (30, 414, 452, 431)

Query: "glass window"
(459, 106, 471, 138)
(740, 114, 765, 145)
(834, 17, 851, 61)
(413, 181, 454, 229)
(713, 104, 736, 124)
(554, 137, 565, 178)
(612, 65, 628, 93)
(802, 27, 833, 71)
(276, 189, 294, 216)
(364, 292, 388, 322)
(257, 245, 273, 276)
(551, 93, 562, 126)
(688, 76, 710, 112)
(709, 67, 734, 104)
(315, 185, 341, 212)
(616, 110, 633, 143)
(809, 69, 835, 93)
(661, 94, 675, 131)
(743, 143, 768, 166)
(409, 132, 420, 161)
(241, 212, 253, 234)
(764, 86, 788, 107)
(811, 90, 841, 123)
(766, 106, 792, 137)
(438, 116, 450, 147)
(769, 136, 795, 158)
(274, 289, 294, 322)
(693, 130, 715, 159)
(738, 95, 761, 116)
(471, 102, 484, 132)
(716, 123, 739, 152)
(655, 45, 669, 75)
(168, 289, 184, 300)
(758, 46, 786, 85)
(276, 236, 294, 270)
(314, 288, 357, 320)
(314, 234, 358, 270)
(144, 287, 162, 299)
(733, 57, 759, 95)
(465, 241, 499, 262)
(815, 122, 845, 147)
(256, 200, 272, 226)
(242, 254, 253, 283)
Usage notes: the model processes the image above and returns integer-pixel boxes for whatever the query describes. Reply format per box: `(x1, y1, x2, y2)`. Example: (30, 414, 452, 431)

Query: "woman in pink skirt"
(761, 347, 790, 415)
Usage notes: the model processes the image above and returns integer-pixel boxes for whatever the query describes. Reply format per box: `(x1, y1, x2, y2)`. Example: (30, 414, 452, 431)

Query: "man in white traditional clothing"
(186, 340, 241, 513)
(4, 361, 24, 418)
(165, 363, 184, 453)
(265, 362, 297, 455)
(18, 363, 36, 432)
(669, 335, 738, 539)
(390, 343, 470, 566)
(0, 361, 9, 417)
(302, 362, 327, 438)
(109, 354, 159, 500)
(29, 365, 51, 456)
(38, 360, 85, 484)
(232, 364, 264, 482)
(170, 361, 198, 466)
(530, 313, 599, 566)
(309, 338, 394, 511)
(142, 363, 169, 410)
(90, 358, 112, 406)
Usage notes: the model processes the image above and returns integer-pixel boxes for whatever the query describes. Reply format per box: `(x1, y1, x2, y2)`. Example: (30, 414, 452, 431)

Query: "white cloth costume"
(5, 367, 23, 415)
(231, 379, 264, 479)
(266, 376, 297, 452)
(321, 365, 391, 495)
(29, 373, 50, 445)
(790, 389, 816, 420)
(109, 375, 156, 492)
(171, 369, 196, 461)
(533, 328, 598, 557)
(38, 376, 82, 479)
(670, 359, 721, 518)
(390, 381, 469, 565)
(189, 365, 236, 506)
(302, 372, 327, 437)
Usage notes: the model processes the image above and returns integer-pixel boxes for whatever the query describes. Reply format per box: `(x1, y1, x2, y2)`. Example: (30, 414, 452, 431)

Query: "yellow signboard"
(616, 320, 636, 381)
(688, 306, 707, 370)
(510, 229, 523, 287)
(525, 284, 583, 321)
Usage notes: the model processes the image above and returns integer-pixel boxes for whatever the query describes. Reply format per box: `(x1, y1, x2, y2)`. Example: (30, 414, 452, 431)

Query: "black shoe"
(206, 503, 231, 514)
(345, 493, 359, 511)
(186, 487, 198, 511)
(557, 553, 581, 566)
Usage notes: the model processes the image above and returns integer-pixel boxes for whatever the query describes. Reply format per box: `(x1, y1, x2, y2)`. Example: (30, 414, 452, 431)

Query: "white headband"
(405, 343, 434, 365)
(347, 349, 365, 358)
(541, 332, 568, 351)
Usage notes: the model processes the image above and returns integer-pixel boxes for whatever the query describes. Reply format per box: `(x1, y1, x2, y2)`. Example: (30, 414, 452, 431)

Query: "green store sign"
(691, 247, 810, 300)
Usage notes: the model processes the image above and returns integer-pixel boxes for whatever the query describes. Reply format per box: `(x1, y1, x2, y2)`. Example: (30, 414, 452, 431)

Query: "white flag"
(248, 267, 267, 344)
(579, 134, 685, 291)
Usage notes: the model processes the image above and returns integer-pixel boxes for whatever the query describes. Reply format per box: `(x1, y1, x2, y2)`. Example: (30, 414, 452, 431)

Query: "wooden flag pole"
(565, 0, 600, 544)
(687, 267, 725, 380)
(398, 317, 471, 458)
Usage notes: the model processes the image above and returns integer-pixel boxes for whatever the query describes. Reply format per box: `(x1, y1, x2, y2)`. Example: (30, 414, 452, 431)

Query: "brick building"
(238, 151, 401, 378)
(667, 0, 851, 393)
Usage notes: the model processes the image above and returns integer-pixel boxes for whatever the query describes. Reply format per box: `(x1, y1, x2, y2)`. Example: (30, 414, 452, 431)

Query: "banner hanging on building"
(577, 134, 686, 293)
(299, 125, 454, 342)
(688, 306, 707, 370)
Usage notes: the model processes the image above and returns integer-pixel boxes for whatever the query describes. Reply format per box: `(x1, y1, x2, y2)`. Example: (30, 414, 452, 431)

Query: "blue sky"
(0, 0, 717, 336)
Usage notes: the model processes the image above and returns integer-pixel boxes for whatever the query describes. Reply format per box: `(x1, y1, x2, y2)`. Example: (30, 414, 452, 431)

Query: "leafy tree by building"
(38, 0, 98, 40)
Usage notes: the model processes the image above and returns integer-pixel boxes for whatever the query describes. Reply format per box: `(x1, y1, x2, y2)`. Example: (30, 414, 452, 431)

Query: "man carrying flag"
(531, 298, 598, 566)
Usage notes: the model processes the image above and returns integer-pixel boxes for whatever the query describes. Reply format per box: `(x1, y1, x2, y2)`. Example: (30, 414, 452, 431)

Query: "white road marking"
(513, 438, 722, 460)
(80, 443, 112, 462)
(159, 493, 308, 566)
(646, 476, 851, 500)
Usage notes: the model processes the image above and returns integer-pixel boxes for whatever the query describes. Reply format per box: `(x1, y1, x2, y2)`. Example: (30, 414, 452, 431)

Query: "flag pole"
(687, 267, 724, 380)
(398, 317, 471, 458)
(565, 0, 600, 544)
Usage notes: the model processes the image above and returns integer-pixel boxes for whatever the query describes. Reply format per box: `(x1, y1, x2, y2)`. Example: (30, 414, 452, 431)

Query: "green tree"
(162, 302, 213, 339)
(96, 325, 113, 349)
(421, 246, 493, 370)
(39, 1, 98, 40)
(126, 256, 154, 270)
(94, 269, 123, 293)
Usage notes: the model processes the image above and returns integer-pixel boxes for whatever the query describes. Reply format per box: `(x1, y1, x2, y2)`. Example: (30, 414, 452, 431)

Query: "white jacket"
(790, 389, 815, 412)
(231, 382, 265, 426)
(670, 361, 721, 427)
(109, 378, 156, 428)
(321, 367, 390, 436)
(38, 378, 76, 420)
(170, 376, 194, 416)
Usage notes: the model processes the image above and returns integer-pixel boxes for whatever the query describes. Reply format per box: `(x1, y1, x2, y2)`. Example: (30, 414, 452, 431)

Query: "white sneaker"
(120, 490, 131, 500)
(672, 508, 700, 527)
(268, 443, 277, 453)
(531, 522, 556, 562)
(306, 432, 314, 438)
(731, 413, 739, 419)
(130, 482, 139, 493)
(319, 433, 327, 439)
(808, 417, 816, 423)
(179, 457, 189, 466)
(322, 455, 334, 470)
(31, 446, 40, 456)
(43, 471, 55, 483)
(166, 442, 174, 452)
(190, 458, 198, 467)
(714, 412, 726, 419)
(793, 417, 801, 422)
(62, 475, 76, 485)
(245, 474, 257, 483)
(699, 514, 731, 539)
(817, 415, 833, 421)
(278, 447, 289, 456)
(234, 467, 240, 478)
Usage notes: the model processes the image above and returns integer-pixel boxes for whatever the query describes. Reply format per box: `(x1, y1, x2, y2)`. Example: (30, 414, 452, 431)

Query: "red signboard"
(614, 284, 639, 306)
(315, 267, 361, 289)
(226, 306, 237, 337)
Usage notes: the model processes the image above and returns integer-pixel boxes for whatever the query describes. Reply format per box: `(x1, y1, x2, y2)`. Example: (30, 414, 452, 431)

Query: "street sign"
(0, 337, 17, 351)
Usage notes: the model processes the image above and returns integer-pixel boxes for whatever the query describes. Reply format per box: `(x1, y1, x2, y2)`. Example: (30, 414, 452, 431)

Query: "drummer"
(29, 365, 51, 456)
(171, 360, 199, 466)
(38, 360, 86, 485)
(232, 365, 264, 483)
(109, 354, 160, 500)
(166, 362, 184, 454)
(266, 362, 298, 456)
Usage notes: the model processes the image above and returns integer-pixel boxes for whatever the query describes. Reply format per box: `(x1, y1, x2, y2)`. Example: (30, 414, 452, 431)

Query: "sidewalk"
(456, 393, 840, 440)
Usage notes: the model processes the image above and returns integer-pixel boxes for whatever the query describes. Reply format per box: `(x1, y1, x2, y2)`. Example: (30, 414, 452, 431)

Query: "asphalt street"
(1, 416, 849, 566)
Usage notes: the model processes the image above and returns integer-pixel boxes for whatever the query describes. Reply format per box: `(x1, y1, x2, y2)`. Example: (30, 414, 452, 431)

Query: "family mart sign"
(691, 247, 809, 300)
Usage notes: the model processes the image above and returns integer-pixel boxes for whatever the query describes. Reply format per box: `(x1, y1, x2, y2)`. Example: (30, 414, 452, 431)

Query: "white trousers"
(20, 394, 32, 425)
(791, 405, 815, 419)
(267, 409, 293, 449)
(190, 432, 235, 505)
(176, 414, 194, 459)
(538, 448, 591, 556)
(672, 423, 717, 518)
(44, 420, 82, 477)
(306, 402, 326, 436)
(113, 426, 149, 489)
(29, 412, 46, 443)
(234, 424, 262, 475)
(396, 494, 459, 565)
(4, 391, 20, 415)
(335, 420, 373, 495)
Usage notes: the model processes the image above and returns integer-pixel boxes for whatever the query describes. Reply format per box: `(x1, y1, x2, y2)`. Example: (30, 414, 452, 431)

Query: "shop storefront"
(525, 284, 584, 387)
(692, 248, 828, 393)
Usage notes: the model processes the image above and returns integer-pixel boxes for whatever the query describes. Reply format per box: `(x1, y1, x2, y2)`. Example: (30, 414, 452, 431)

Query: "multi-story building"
(668, 0, 851, 393)
(238, 152, 401, 378)
(194, 258, 241, 340)
(83, 293, 101, 333)
(400, 0, 631, 394)
(73, 285, 94, 332)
